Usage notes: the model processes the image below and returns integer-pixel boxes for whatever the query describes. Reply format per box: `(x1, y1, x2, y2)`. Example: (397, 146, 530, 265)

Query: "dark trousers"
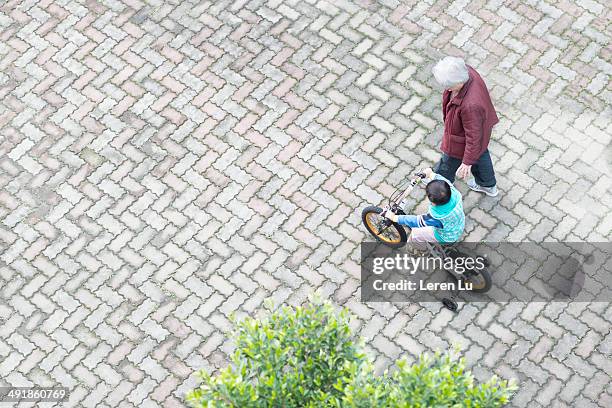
(434, 149, 496, 187)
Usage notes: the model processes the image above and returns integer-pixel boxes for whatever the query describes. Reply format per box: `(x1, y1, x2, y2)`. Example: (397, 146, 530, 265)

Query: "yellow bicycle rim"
(365, 212, 401, 244)
(466, 273, 486, 290)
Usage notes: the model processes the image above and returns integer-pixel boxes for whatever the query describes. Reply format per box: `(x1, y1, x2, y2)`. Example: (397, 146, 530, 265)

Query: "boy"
(383, 168, 465, 244)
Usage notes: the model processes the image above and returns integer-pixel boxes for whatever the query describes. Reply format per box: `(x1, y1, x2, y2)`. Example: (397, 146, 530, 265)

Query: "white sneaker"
(467, 179, 498, 197)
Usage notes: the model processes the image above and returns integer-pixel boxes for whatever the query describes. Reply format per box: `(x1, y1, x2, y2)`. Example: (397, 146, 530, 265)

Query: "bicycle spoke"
(365, 212, 401, 243)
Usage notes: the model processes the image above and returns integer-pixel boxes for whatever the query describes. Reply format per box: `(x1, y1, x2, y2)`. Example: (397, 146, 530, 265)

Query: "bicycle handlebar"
(409, 172, 427, 186)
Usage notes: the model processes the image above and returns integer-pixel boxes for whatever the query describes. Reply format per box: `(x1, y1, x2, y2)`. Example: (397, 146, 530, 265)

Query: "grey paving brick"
(559, 374, 587, 403)
(536, 379, 563, 406)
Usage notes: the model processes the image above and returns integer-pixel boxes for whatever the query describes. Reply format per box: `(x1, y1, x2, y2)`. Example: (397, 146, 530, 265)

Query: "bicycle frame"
(383, 173, 427, 214)
(373, 174, 427, 240)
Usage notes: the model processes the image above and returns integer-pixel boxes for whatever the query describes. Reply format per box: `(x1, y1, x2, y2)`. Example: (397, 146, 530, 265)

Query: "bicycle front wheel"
(362, 206, 407, 248)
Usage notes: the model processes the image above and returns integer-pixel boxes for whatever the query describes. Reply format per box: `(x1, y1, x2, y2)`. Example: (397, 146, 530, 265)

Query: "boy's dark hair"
(426, 180, 452, 205)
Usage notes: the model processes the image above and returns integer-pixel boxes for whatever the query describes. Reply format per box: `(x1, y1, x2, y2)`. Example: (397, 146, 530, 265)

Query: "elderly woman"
(431, 57, 499, 197)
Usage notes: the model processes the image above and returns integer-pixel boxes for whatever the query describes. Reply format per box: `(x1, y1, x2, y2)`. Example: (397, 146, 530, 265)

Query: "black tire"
(463, 267, 492, 293)
(442, 298, 458, 312)
(361, 206, 408, 248)
(444, 248, 492, 293)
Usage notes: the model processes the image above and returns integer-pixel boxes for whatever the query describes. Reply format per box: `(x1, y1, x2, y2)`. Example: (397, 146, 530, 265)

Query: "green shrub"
(187, 298, 516, 407)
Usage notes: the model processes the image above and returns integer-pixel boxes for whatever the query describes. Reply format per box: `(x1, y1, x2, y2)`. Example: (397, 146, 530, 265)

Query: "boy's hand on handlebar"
(383, 210, 399, 223)
(417, 167, 434, 179)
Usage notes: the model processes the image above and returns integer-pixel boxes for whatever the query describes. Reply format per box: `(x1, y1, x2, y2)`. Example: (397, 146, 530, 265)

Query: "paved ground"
(1, 0, 611, 406)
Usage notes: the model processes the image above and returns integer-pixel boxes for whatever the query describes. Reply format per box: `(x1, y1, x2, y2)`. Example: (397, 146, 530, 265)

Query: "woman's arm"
(461, 104, 485, 165)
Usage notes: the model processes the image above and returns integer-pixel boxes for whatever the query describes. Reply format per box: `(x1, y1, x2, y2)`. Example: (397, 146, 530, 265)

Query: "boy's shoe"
(467, 179, 499, 197)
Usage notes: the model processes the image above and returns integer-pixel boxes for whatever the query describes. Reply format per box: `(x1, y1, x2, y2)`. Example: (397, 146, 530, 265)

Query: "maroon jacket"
(440, 66, 499, 165)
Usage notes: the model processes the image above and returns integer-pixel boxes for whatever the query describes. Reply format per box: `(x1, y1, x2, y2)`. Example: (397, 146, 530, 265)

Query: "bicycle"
(361, 171, 492, 311)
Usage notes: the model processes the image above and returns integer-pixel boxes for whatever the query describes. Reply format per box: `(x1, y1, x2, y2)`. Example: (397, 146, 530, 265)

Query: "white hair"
(432, 56, 469, 88)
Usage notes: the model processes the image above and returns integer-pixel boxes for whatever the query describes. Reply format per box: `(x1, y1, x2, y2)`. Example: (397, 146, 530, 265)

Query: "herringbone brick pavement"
(0, 0, 610, 406)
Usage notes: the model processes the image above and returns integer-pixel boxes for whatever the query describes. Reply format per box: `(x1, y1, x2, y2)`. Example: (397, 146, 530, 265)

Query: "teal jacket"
(429, 174, 465, 242)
